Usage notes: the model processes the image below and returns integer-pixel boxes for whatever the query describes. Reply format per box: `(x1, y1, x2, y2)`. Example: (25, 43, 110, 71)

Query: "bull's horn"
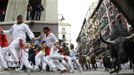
(100, 32, 114, 45)
(126, 33, 134, 39)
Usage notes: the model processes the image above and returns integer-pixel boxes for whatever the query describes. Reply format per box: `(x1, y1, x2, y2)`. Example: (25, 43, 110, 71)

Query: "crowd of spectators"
(0, 0, 8, 21)
(0, 9, 5, 21)
(27, 3, 44, 20)
(0, 0, 44, 21)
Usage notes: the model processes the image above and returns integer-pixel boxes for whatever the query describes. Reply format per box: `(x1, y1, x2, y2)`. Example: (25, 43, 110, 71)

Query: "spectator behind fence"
(34, 4, 44, 20)
(0, 9, 5, 21)
(27, 3, 32, 20)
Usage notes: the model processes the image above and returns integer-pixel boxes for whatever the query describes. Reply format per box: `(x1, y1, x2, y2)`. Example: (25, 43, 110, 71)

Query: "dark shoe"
(3, 68, 9, 71)
(60, 70, 67, 73)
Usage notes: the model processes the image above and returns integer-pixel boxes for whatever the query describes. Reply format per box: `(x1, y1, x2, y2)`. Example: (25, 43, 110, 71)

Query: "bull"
(100, 32, 134, 74)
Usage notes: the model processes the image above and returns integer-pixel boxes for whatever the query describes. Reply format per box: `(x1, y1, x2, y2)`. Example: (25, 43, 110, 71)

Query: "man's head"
(17, 15, 24, 24)
(43, 26, 50, 34)
(70, 44, 74, 49)
(58, 39, 63, 45)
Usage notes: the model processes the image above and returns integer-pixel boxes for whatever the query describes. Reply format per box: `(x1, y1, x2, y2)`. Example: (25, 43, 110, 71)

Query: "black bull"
(100, 33, 134, 73)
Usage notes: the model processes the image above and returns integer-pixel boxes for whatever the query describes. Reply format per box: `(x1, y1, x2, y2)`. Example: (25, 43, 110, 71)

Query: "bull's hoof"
(109, 70, 115, 74)
(116, 70, 119, 73)
(109, 69, 119, 74)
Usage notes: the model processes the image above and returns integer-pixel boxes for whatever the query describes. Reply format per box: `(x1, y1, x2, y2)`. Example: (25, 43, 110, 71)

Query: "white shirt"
(3, 23, 34, 41)
(50, 45, 59, 56)
(70, 49, 77, 57)
(41, 33, 58, 48)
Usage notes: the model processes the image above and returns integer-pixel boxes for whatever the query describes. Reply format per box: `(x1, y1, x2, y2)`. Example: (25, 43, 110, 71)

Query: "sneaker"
(51, 67, 57, 72)
(34, 67, 39, 71)
(15, 68, 21, 72)
(78, 67, 82, 72)
(69, 69, 75, 73)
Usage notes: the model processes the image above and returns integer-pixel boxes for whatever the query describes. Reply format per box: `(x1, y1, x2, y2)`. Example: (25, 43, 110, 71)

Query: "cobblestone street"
(0, 69, 133, 75)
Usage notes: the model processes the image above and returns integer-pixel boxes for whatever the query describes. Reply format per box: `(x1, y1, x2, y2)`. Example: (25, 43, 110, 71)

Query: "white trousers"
(50, 54, 74, 71)
(35, 50, 45, 68)
(35, 51, 56, 69)
(0, 47, 8, 68)
(71, 56, 82, 71)
(7, 39, 33, 69)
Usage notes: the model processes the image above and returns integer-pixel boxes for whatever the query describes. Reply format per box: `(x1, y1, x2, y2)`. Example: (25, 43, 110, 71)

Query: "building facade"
(77, 0, 130, 56)
(58, 23, 71, 46)
(76, 2, 98, 54)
